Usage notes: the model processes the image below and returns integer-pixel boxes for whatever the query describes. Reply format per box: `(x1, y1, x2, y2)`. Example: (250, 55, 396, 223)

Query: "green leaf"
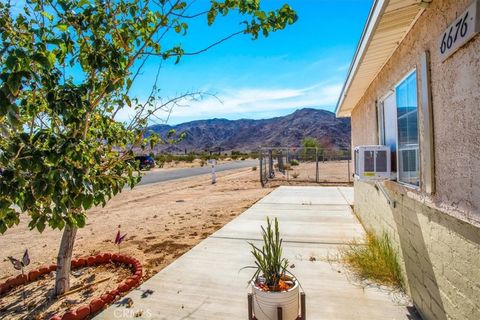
(0, 221, 6, 234)
(56, 24, 68, 32)
(76, 214, 86, 228)
(78, 0, 90, 7)
(41, 11, 54, 21)
(82, 195, 94, 210)
(37, 218, 46, 233)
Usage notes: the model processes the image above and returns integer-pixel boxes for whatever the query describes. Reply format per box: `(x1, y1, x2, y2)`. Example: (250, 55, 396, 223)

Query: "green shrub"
(290, 159, 299, 166)
(340, 232, 403, 289)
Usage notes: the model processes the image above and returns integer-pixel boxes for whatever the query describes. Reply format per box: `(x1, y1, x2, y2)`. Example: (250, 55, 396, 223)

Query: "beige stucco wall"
(354, 180, 480, 320)
(349, 0, 480, 319)
(351, 0, 480, 225)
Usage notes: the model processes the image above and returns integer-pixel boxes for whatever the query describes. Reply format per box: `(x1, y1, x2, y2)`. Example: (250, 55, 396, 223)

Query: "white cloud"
(113, 81, 343, 124)
(171, 82, 341, 119)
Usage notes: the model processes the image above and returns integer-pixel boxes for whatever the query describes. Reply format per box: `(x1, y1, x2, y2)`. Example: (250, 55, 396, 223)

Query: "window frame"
(394, 69, 420, 189)
(377, 69, 420, 190)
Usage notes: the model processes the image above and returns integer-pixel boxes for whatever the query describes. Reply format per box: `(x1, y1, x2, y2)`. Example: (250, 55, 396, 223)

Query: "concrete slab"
(96, 186, 417, 320)
(337, 186, 355, 205)
(211, 206, 365, 244)
(257, 186, 349, 206)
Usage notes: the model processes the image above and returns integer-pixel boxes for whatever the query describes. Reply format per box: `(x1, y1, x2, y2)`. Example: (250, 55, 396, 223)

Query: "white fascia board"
(335, 0, 388, 118)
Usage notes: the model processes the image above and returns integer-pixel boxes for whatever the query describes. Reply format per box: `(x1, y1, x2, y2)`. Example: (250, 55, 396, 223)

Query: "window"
(377, 71, 420, 187)
(396, 71, 419, 186)
(378, 93, 397, 172)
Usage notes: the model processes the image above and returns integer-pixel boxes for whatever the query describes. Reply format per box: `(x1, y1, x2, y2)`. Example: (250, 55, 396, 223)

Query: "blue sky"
(11, 0, 373, 125)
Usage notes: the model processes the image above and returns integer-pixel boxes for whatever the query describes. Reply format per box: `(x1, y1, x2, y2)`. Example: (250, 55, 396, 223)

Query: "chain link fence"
(259, 147, 352, 187)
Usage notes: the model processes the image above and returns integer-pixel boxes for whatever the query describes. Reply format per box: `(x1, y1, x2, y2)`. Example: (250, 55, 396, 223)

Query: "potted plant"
(245, 217, 299, 320)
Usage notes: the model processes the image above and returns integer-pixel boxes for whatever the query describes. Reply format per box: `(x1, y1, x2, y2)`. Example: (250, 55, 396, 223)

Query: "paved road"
(137, 159, 258, 186)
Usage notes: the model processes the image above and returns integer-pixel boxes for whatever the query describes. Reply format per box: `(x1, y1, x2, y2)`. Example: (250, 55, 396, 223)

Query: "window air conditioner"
(354, 145, 391, 180)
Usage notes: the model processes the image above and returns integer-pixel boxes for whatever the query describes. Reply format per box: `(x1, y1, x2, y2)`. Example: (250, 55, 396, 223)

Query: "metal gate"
(259, 147, 351, 187)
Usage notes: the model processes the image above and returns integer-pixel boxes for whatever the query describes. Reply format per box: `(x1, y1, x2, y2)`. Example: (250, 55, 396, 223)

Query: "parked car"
(134, 155, 155, 170)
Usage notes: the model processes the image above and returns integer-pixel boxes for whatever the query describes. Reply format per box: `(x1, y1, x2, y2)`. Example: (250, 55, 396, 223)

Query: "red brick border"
(0, 253, 143, 320)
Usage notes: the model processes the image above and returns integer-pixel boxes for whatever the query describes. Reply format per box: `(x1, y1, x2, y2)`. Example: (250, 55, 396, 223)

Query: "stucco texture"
(354, 180, 480, 320)
(348, 1, 480, 319)
(350, 0, 480, 225)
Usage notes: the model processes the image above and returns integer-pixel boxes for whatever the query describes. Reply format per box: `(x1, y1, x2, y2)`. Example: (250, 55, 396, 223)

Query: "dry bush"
(340, 232, 404, 289)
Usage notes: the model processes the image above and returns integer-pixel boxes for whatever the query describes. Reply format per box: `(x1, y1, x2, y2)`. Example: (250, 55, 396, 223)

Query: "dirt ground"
(0, 264, 132, 319)
(158, 158, 237, 169)
(271, 160, 352, 183)
(0, 162, 351, 319)
(0, 167, 270, 283)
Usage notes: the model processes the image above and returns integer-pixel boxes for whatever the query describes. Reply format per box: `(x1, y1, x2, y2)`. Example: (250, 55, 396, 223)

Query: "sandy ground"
(158, 158, 238, 169)
(269, 160, 352, 183)
(0, 264, 132, 319)
(0, 167, 271, 283)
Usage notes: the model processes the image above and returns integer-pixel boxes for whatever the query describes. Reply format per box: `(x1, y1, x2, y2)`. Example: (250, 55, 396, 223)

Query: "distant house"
(336, 1, 479, 319)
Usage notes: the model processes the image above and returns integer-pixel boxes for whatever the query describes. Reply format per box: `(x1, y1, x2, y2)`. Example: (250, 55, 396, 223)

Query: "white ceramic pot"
(251, 280, 299, 320)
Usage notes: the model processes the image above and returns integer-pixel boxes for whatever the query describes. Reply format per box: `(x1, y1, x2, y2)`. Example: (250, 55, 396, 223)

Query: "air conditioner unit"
(354, 145, 391, 180)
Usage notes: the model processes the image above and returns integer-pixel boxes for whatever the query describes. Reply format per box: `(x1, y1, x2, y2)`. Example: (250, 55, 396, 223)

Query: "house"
(336, 0, 480, 319)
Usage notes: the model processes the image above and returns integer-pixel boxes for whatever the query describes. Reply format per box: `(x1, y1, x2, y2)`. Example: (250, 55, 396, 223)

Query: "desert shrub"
(252, 166, 257, 171)
(241, 157, 246, 161)
(249, 152, 259, 159)
(340, 232, 403, 289)
(155, 153, 174, 164)
(290, 159, 299, 166)
(291, 172, 299, 179)
(172, 153, 195, 163)
(186, 154, 195, 163)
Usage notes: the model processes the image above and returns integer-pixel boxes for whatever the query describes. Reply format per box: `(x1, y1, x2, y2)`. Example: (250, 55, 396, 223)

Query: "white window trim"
(394, 69, 420, 190)
(378, 90, 395, 146)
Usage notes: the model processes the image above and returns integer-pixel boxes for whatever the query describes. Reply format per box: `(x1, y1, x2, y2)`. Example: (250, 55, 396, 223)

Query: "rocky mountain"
(147, 108, 351, 153)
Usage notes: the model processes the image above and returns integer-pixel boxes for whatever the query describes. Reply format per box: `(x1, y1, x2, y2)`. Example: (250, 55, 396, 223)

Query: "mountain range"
(148, 108, 351, 153)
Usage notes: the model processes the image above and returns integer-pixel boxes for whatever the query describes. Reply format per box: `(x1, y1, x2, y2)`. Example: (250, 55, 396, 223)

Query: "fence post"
(260, 150, 264, 186)
(286, 148, 289, 181)
(315, 147, 319, 183)
(268, 150, 274, 178)
(347, 158, 351, 184)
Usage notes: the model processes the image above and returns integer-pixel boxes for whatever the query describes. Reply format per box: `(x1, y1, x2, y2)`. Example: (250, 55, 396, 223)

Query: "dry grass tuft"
(340, 232, 404, 289)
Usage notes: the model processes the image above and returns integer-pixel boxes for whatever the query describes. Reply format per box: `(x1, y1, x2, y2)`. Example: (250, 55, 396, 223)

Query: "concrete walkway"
(96, 186, 417, 320)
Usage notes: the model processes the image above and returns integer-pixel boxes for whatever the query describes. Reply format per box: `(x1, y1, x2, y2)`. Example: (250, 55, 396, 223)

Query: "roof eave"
(335, 0, 388, 118)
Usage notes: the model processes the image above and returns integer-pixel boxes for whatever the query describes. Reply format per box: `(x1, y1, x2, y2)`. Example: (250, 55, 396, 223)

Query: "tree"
(0, 0, 297, 296)
(300, 137, 320, 161)
(301, 137, 319, 149)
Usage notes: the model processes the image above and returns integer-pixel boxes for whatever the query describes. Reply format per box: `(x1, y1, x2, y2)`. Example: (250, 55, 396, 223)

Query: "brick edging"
(0, 253, 143, 320)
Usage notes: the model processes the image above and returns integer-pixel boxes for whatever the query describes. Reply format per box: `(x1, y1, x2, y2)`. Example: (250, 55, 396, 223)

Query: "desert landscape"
(0, 167, 272, 318)
(0, 168, 271, 281)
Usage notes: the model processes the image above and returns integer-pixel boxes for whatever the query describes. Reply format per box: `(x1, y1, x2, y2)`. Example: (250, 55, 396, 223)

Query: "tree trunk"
(54, 224, 77, 297)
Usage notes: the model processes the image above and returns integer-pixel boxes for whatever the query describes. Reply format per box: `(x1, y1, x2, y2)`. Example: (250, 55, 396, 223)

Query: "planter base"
(248, 292, 306, 320)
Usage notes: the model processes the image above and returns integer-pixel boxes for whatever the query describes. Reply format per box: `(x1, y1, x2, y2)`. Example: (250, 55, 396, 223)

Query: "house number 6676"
(440, 11, 469, 54)
(439, 0, 480, 62)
